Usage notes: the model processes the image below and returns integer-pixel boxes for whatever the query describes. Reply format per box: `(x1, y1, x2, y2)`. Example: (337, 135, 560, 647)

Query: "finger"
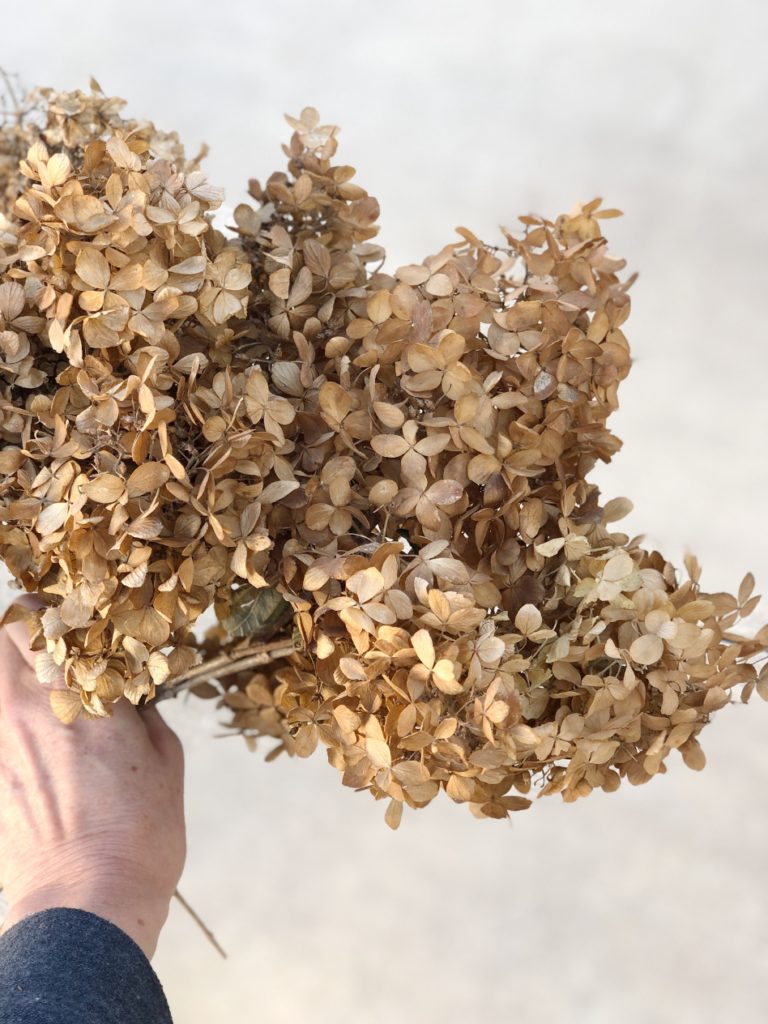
(0, 629, 47, 711)
(1, 599, 70, 684)
(1, 621, 69, 722)
(9, 595, 46, 611)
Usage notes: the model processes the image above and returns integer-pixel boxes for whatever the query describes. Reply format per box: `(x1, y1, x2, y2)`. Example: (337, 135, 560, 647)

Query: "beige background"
(2, 1, 768, 1020)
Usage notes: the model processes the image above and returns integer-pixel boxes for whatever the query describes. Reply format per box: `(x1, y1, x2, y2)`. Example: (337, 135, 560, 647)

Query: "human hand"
(0, 600, 186, 959)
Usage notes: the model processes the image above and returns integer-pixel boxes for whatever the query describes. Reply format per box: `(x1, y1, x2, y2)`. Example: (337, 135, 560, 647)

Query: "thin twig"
(173, 889, 227, 959)
(172, 638, 294, 683)
(155, 640, 295, 702)
(0, 69, 20, 113)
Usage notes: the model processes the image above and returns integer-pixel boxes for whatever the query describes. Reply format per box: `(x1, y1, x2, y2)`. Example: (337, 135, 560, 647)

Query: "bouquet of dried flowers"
(1, 81, 765, 828)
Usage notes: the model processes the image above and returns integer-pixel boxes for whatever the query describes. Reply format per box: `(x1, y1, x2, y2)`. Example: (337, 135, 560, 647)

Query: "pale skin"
(0, 601, 186, 959)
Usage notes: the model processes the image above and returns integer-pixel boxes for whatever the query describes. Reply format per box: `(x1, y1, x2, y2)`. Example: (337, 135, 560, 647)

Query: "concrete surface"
(1, 2, 768, 1021)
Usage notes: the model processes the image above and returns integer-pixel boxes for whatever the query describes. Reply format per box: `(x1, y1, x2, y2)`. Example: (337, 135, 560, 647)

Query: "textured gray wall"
(2, 2, 768, 1021)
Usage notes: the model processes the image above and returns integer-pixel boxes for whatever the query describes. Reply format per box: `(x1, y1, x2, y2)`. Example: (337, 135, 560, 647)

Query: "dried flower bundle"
(1, 84, 765, 828)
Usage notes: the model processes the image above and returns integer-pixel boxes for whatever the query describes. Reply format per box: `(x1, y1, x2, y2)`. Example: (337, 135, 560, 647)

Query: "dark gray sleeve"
(0, 907, 172, 1023)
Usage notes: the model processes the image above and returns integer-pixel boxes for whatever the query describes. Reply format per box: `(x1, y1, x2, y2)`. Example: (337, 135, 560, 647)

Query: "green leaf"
(221, 583, 292, 639)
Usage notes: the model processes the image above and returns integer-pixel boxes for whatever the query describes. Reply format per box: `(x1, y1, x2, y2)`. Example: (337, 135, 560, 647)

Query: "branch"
(155, 638, 295, 702)
(173, 889, 226, 959)
(0, 68, 20, 113)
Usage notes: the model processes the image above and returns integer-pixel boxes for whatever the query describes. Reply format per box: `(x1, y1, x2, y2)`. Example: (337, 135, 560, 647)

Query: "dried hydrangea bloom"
(0, 87, 766, 828)
(0, 81, 286, 715)
(220, 108, 768, 825)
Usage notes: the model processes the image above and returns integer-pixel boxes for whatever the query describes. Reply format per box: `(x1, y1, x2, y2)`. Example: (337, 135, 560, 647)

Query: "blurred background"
(2, 1, 768, 1020)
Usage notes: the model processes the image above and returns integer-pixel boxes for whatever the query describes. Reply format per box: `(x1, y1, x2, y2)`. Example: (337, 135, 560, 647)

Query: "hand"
(0, 600, 186, 959)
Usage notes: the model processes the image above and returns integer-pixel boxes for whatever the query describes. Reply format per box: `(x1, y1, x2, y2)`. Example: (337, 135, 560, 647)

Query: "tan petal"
(267, 397, 296, 426)
(603, 496, 633, 523)
(50, 688, 83, 724)
(515, 604, 542, 636)
(76, 248, 111, 290)
(106, 136, 135, 168)
(84, 474, 125, 504)
(535, 537, 565, 557)
(212, 289, 243, 324)
(110, 263, 144, 291)
(306, 504, 336, 532)
(396, 264, 430, 285)
(366, 290, 392, 324)
(0, 282, 25, 320)
(35, 500, 70, 535)
(384, 799, 403, 830)
(354, 567, 385, 605)
(369, 479, 399, 506)
(319, 381, 353, 425)
(373, 402, 405, 429)
(601, 550, 635, 582)
(294, 725, 319, 758)
(629, 634, 664, 666)
(432, 660, 463, 695)
(424, 273, 453, 296)
(425, 479, 463, 505)
(45, 152, 73, 186)
(411, 629, 435, 671)
(259, 480, 299, 504)
(339, 606, 376, 635)
(126, 462, 170, 497)
(468, 453, 502, 485)
(363, 602, 396, 625)
(408, 344, 444, 373)
(35, 651, 63, 686)
(371, 434, 410, 458)
(366, 736, 392, 769)
(414, 433, 450, 457)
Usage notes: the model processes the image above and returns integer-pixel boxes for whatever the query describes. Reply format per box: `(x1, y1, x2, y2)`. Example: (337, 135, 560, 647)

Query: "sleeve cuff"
(0, 907, 172, 1023)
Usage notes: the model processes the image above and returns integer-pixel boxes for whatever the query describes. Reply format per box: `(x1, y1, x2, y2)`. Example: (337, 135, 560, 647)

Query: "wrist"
(1, 880, 171, 959)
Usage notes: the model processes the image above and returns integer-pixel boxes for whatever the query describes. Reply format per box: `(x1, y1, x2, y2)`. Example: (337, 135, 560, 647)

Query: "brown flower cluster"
(0, 86, 766, 827)
(0, 80, 266, 716)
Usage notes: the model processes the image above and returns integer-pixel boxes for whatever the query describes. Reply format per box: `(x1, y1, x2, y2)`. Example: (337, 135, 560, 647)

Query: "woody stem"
(155, 639, 295, 702)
